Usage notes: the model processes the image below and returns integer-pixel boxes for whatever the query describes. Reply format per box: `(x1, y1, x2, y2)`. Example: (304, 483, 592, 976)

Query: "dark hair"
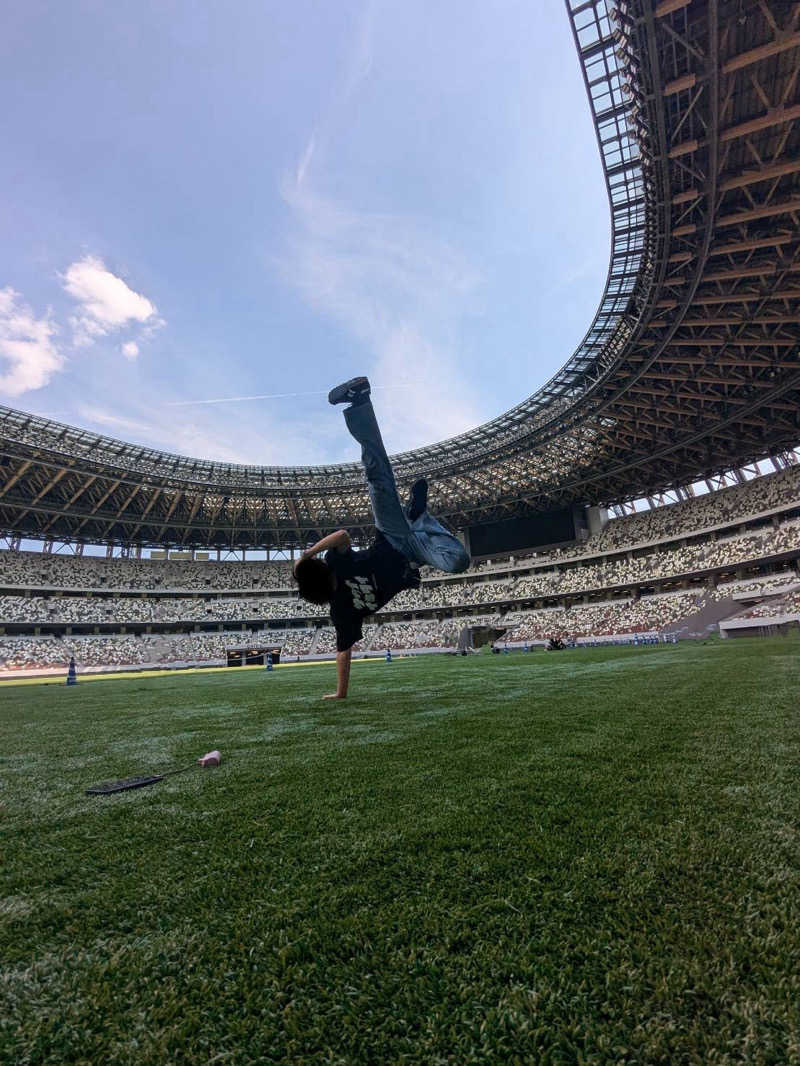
(294, 556, 335, 605)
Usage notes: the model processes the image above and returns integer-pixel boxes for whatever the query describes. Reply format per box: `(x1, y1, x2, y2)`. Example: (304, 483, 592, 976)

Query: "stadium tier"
(736, 590, 800, 620)
(1, 0, 799, 551)
(2, 465, 799, 670)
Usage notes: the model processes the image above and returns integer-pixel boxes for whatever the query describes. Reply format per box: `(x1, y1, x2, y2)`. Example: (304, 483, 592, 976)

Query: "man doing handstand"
(293, 377, 470, 699)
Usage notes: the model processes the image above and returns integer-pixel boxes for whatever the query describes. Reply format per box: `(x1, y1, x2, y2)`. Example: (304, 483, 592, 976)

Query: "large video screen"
(468, 508, 578, 557)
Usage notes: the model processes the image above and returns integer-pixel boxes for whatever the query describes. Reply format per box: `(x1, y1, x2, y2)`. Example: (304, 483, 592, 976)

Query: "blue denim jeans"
(344, 400, 470, 573)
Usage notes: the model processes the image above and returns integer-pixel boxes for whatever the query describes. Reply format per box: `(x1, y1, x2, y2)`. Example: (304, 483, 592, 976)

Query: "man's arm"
(294, 530, 351, 574)
(323, 647, 352, 700)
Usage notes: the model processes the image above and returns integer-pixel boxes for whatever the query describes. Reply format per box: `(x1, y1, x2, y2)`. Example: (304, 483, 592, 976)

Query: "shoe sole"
(328, 376, 370, 405)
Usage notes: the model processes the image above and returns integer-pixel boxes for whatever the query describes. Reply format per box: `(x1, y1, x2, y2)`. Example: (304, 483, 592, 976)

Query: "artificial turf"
(1, 639, 799, 1065)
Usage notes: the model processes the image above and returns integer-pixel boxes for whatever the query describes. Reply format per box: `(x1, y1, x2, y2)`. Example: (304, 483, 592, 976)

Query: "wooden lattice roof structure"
(0, 0, 798, 550)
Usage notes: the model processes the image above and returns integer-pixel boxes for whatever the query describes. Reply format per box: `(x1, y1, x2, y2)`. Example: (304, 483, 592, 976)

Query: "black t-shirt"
(325, 535, 419, 652)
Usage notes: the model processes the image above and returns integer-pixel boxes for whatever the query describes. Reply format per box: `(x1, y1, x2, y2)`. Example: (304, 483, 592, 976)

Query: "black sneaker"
(402, 562, 421, 590)
(406, 478, 428, 521)
(328, 376, 371, 406)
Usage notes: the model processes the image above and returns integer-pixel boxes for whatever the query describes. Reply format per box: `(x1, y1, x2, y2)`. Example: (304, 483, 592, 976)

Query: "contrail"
(166, 385, 409, 407)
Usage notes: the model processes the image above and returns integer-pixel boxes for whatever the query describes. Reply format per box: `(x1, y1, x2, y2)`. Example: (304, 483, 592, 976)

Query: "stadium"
(2, 0, 800, 1062)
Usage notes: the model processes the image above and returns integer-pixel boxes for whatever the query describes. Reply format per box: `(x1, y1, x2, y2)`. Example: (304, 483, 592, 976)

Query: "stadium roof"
(1, 0, 798, 550)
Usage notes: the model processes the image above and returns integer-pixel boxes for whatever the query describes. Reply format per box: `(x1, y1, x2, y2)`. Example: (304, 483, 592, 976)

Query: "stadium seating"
(589, 465, 800, 551)
(281, 629, 317, 657)
(3, 516, 797, 630)
(0, 593, 325, 625)
(0, 631, 248, 670)
(1, 466, 799, 672)
(503, 591, 699, 642)
(0, 553, 294, 591)
(715, 572, 800, 598)
(736, 590, 800, 621)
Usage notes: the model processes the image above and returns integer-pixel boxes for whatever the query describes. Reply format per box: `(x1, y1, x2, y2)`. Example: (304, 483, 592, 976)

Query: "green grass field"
(2, 640, 799, 1065)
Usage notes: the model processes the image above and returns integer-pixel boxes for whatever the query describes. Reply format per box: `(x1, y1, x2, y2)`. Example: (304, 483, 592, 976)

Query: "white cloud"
(279, 175, 484, 450)
(76, 397, 335, 467)
(270, 1, 486, 453)
(275, 1, 485, 453)
(0, 288, 64, 397)
(121, 340, 139, 359)
(63, 256, 161, 347)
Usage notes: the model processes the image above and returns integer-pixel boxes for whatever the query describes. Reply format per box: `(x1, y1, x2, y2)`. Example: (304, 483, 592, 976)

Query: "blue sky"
(1, 0, 609, 466)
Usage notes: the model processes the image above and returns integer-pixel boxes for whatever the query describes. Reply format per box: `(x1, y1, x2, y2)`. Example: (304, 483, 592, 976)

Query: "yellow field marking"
(0, 656, 404, 688)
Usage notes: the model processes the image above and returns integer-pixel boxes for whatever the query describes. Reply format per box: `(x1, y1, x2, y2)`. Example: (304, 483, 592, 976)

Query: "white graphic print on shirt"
(345, 575, 378, 612)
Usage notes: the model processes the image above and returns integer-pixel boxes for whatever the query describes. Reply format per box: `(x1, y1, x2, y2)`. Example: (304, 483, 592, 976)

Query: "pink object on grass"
(198, 750, 221, 767)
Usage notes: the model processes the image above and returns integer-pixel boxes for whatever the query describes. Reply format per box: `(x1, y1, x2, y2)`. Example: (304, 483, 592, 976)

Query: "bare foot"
(323, 692, 346, 700)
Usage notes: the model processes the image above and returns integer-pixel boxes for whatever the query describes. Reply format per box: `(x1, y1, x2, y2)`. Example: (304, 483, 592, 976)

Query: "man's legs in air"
(329, 376, 470, 574)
